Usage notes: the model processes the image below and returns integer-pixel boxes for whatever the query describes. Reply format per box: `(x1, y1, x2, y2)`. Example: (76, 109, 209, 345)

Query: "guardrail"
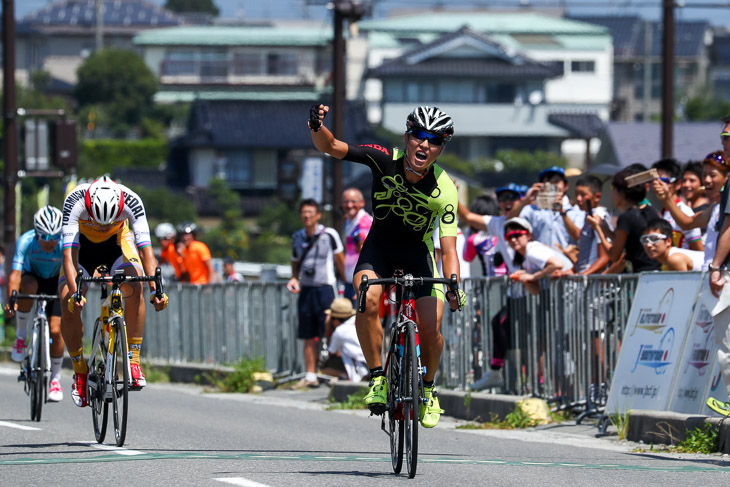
(78, 274, 641, 413)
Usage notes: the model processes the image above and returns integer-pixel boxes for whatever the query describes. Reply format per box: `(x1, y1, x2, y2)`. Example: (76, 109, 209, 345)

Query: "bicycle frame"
(10, 292, 57, 421)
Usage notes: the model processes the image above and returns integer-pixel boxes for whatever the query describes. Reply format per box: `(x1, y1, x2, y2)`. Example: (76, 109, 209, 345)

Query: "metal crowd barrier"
(77, 275, 639, 414)
(440, 275, 638, 414)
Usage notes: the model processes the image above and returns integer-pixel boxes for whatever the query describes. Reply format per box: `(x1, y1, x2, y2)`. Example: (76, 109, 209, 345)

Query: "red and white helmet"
(85, 176, 124, 225)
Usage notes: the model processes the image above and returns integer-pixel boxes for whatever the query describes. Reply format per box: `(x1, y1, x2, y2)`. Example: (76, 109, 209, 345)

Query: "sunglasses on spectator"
(36, 232, 61, 242)
(658, 177, 676, 184)
(408, 129, 444, 146)
(639, 233, 668, 246)
(705, 151, 729, 168)
(504, 230, 529, 240)
(722, 132, 730, 142)
(497, 192, 520, 203)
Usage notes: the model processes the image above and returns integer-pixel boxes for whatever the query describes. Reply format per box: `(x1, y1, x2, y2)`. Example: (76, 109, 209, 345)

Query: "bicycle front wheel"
(29, 322, 45, 422)
(110, 318, 129, 447)
(404, 320, 420, 478)
(89, 318, 108, 443)
(386, 332, 404, 474)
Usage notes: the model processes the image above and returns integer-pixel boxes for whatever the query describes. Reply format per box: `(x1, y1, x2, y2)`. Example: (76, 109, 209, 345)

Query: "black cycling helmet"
(405, 106, 454, 142)
(177, 222, 197, 235)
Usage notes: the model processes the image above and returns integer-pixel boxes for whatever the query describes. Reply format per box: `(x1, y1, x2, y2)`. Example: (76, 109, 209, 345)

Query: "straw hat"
(325, 297, 356, 320)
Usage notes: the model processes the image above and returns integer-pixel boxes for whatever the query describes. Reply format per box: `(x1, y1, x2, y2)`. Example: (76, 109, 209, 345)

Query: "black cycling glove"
(308, 104, 323, 132)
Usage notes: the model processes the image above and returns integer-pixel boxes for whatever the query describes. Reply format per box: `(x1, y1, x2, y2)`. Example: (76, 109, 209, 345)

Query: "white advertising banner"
(301, 157, 323, 203)
(605, 272, 703, 415)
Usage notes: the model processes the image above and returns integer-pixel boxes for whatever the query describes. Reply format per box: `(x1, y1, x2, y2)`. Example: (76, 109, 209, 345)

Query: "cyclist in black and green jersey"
(309, 104, 462, 428)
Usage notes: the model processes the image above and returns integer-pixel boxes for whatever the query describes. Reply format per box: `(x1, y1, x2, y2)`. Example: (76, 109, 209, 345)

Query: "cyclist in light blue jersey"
(4, 206, 66, 402)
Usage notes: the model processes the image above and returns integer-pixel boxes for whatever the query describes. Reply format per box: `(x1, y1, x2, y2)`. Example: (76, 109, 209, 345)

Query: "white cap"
(504, 217, 532, 234)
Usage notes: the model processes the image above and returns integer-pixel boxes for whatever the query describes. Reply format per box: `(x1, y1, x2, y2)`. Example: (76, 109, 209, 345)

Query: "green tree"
(164, 0, 219, 15)
(684, 93, 730, 121)
(74, 48, 158, 130)
(128, 185, 197, 226)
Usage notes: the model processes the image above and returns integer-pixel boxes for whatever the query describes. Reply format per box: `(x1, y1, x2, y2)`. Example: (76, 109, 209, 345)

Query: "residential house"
(168, 99, 377, 215)
(357, 11, 613, 166)
(570, 15, 711, 122)
(14, 0, 181, 88)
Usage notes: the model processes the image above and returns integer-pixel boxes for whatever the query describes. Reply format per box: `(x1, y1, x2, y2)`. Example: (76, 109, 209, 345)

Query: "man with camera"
(287, 199, 345, 389)
(508, 166, 584, 249)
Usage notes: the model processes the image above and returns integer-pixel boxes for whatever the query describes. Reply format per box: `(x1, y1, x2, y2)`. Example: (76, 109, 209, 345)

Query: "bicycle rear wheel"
(111, 318, 129, 447)
(88, 318, 108, 443)
(386, 333, 404, 474)
(404, 320, 419, 478)
(29, 322, 44, 422)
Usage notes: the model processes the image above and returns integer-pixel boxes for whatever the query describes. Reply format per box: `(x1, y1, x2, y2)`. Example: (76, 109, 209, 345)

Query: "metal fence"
(78, 274, 640, 413)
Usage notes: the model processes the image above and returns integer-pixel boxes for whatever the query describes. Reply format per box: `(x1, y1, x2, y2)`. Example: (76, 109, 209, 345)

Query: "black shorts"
(79, 233, 122, 273)
(297, 285, 335, 339)
(22, 273, 61, 318)
(354, 235, 441, 300)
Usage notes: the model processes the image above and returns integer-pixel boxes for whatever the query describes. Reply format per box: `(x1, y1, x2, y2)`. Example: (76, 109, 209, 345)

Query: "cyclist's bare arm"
(62, 247, 81, 296)
(440, 235, 460, 311)
(4, 270, 22, 316)
(309, 105, 349, 159)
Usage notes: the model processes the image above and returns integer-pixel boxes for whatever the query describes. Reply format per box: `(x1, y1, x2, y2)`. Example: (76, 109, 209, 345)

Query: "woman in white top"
(504, 217, 574, 296)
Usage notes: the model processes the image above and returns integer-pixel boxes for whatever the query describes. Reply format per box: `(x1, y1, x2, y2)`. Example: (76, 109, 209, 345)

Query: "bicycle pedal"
(368, 403, 386, 416)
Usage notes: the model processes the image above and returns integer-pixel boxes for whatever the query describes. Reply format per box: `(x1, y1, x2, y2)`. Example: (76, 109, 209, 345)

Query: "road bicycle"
(75, 266, 163, 447)
(357, 271, 460, 478)
(10, 292, 57, 422)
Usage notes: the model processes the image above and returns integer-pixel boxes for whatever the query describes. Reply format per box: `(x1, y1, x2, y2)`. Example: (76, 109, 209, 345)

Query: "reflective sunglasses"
(408, 129, 444, 146)
(722, 132, 730, 142)
(639, 233, 668, 246)
(497, 191, 520, 203)
(658, 177, 676, 184)
(504, 230, 529, 240)
(705, 151, 729, 167)
(37, 232, 61, 242)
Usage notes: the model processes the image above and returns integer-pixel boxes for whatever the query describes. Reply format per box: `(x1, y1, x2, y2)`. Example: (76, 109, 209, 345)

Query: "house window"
(233, 52, 263, 75)
(571, 60, 595, 73)
(224, 150, 277, 189)
(199, 49, 228, 78)
(163, 50, 196, 75)
(267, 52, 298, 75)
(405, 82, 419, 102)
(440, 81, 474, 103)
(225, 151, 251, 183)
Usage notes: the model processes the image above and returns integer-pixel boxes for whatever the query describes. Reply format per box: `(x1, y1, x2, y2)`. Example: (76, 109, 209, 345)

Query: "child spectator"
(223, 257, 244, 282)
(566, 175, 612, 275)
(680, 161, 710, 214)
(588, 166, 661, 274)
(652, 158, 704, 251)
(641, 218, 704, 271)
(504, 217, 573, 296)
(654, 151, 730, 270)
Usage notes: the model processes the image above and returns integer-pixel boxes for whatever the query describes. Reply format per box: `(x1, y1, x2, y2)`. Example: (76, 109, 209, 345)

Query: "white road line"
(0, 421, 41, 431)
(75, 441, 145, 456)
(214, 477, 271, 487)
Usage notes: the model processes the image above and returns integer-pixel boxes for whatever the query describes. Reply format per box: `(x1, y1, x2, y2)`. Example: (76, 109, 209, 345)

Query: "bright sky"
(14, 0, 730, 25)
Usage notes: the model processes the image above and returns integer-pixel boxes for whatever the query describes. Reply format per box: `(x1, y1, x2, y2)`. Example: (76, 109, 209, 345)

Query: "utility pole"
(3, 0, 18, 280)
(661, 0, 675, 158)
(329, 0, 367, 233)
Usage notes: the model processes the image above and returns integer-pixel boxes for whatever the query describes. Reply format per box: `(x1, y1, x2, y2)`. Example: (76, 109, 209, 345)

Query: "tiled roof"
(548, 112, 605, 139)
(179, 100, 374, 149)
(569, 15, 709, 58)
(598, 122, 720, 168)
(21, 0, 180, 28)
(134, 25, 331, 46)
(369, 27, 562, 80)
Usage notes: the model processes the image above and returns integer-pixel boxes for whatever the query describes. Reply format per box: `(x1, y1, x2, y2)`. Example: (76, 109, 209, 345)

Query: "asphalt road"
(2, 365, 730, 486)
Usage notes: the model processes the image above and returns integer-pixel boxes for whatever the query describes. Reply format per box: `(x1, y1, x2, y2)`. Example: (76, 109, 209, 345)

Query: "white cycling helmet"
(33, 205, 63, 237)
(406, 106, 454, 142)
(155, 223, 176, 239)
(85, 176, 124, 225)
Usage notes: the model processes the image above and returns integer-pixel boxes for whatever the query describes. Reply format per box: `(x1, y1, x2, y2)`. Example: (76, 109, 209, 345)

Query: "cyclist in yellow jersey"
(309, 105, 462, 428)
(59, 176, 168, 407)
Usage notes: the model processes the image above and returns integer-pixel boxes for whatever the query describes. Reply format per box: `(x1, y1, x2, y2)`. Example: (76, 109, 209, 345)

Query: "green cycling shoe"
(420, 386, 444, 428)
(365, 375, 387, 415)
